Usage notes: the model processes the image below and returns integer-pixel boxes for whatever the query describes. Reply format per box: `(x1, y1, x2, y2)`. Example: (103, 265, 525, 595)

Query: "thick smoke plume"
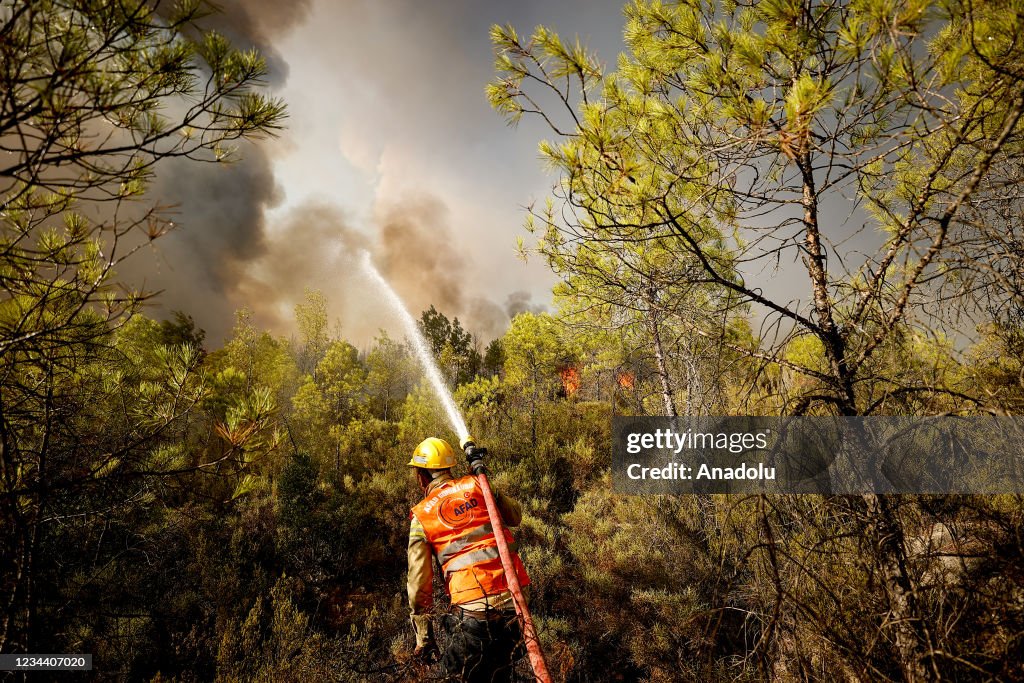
(234, 202, 369, 334)
(375, 197, 522, 341)
(505, 290, 547, 318)
(200, 0, 313, 87)
(127, 0, 311, 340)
(377, 197, 464, 317)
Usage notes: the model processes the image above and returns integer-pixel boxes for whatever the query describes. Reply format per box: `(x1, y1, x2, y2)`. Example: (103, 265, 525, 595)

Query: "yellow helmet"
(408, 437, 457, 469)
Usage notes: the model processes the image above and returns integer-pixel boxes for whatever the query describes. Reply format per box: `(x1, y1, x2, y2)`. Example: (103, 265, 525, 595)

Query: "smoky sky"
(373, 196, 522, 340)
(121, 0, 1012, 353)
(123, 0, 310, 340)
(377, 197, 464, 320)
(125, 0, 626, 345)
(200, 0, 314, 87)
(231, 202, 366, 333)
(505, 291, 548, 318)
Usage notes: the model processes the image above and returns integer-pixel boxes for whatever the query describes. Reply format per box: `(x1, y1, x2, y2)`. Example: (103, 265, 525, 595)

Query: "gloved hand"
(413, 640, 439, 663)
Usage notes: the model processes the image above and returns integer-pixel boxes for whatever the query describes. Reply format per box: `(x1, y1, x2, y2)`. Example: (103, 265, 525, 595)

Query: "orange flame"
(616, 371, 635, 390)
(559, 366, 580, 397)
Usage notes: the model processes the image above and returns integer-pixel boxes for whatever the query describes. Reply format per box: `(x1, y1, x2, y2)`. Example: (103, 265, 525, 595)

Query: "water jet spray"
(358, 250, 469, 441)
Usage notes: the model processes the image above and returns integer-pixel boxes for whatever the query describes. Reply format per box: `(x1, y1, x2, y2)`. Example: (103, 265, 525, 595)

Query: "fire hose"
(460, 437, 553, 683)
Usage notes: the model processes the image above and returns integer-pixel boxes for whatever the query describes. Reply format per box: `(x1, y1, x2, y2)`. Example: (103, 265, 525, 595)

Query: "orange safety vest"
(411, 475, 530, 605)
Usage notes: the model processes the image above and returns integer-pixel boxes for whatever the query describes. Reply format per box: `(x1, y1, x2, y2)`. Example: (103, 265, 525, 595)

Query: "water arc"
(359, 250, 470, 442)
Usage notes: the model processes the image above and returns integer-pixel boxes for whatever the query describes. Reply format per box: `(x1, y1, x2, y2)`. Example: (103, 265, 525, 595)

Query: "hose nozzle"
(461, 436, 487, 472)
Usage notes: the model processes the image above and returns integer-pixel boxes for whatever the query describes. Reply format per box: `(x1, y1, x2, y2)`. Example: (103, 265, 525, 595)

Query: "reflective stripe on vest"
(443, 546, 501, 576)
(410, 475, 530, 605)
(436, 523, 494, 567)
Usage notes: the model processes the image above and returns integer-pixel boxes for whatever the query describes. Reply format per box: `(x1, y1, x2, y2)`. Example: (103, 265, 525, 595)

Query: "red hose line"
(474, 469, 553, 683)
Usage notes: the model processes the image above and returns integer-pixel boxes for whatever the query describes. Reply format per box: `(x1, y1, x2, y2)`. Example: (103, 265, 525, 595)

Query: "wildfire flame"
(559, 366, 580, 397)
(616, 371, 635, 390)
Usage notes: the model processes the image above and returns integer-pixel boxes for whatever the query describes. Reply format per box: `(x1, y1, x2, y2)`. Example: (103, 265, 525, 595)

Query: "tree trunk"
(797, 152, 856, 414)
(530, 365, 538, 447)
(796, 142, 932, 680)
(862, 494, 936, 682)
(649, 312, 678, 417)
(0, 516, 25, 652)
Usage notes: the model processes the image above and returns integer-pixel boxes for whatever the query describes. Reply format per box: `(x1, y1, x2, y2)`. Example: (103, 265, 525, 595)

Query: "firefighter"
(407, 436, 529, 682)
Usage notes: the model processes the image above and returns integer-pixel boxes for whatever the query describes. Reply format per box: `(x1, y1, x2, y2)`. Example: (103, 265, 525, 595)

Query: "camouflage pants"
(440, 611, 524, 683)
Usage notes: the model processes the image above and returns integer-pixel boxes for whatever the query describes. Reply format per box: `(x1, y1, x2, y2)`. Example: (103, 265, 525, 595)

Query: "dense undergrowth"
(7, 304, 1020, 682)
